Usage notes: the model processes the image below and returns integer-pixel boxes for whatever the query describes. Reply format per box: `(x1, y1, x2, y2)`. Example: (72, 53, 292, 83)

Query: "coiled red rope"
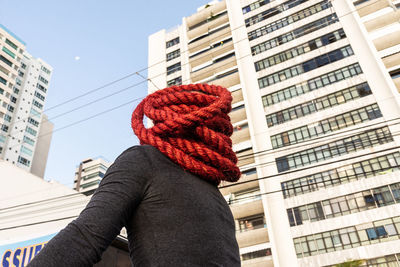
(131, 84, 241, 185)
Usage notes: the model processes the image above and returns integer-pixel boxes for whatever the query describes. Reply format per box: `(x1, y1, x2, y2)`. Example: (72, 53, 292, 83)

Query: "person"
(28, 83, 241, 266)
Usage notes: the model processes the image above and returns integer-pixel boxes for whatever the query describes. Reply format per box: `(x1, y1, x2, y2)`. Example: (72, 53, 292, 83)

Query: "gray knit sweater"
(28, 145, 240, 266)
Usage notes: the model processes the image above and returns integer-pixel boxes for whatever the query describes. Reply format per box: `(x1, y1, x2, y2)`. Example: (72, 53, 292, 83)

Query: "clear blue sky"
(1, 0, 209, 186)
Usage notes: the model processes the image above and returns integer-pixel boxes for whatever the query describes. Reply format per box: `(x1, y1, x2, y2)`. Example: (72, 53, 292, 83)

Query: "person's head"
(131, 83, 241, 185)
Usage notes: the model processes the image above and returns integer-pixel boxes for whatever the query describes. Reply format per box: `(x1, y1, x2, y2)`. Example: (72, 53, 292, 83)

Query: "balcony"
(356, 0, 390, 17)
(237, 227, 269, 248)
(220, 167, 259, 196)
(191, 56, 237, 83)
(236, 148, 255, 168)
(364, 10, 400, 32)
(190, 41, 234, 69)
(186, 1, 226, 30)
(188, 25, 231, 54)
(231, 125, 250, 145)
(242, 255, 274, 267)
(231, 88, 243, 104)
(230, 198, 263, 219)
(230, 106, 246, 125)
(187, 12, 229, 40)
(373, 30, 400, 51)
(382, 52, 400, 69)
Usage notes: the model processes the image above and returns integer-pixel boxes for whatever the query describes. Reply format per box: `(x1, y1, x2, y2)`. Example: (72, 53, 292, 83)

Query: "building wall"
(0, 161, 129, 266)
(74, 157, 111, 195)
(0, 24, 26, 156)
(31, 114, 54, 178)
(0, 24, 53, 176)
(148, 0, 400, 266)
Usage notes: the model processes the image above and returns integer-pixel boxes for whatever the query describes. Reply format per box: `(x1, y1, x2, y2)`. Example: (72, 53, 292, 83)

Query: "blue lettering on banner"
(0, 233, 56, 267)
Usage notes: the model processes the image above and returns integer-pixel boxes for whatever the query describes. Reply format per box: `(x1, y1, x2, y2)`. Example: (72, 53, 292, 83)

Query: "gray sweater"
(28, 145, 240, 266)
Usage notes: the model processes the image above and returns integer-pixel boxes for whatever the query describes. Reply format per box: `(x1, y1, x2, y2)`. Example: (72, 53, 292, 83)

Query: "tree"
(334, 259, 365, 267)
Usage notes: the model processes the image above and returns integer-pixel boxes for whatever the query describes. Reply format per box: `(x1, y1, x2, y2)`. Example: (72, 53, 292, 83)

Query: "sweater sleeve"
(28, 146, 151, 267)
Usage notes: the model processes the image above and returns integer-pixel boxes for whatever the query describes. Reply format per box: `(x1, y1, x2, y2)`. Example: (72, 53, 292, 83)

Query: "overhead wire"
(2, 0, 377, 146)
(2, 0, 376, 139)
(2, 129, 400, 212)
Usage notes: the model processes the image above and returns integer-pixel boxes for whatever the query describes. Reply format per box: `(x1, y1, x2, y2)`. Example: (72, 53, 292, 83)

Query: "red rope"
(131, 84, 241, 185)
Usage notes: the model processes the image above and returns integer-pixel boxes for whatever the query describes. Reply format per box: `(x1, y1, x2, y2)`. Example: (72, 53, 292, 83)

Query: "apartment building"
(74, 157, 111, 196)
(148, 0, 400, 266)
(0, 24, 53, 176)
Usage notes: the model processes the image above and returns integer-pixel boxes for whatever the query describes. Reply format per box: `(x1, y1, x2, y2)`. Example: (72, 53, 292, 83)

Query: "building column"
(226, 1, 299, 266)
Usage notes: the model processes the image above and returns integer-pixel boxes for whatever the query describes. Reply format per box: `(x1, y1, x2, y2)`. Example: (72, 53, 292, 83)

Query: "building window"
(251, 14, 337, 56)
(21, 63, 26, 69)
(38, 75, 49, 85)
(26, 126, 37, 136)
(241, 248, 271, 261)
(7, 105, 14, 113)
(166, 62, 181, 75)
(17, 156, 31, 167)
(0, 56, 12, 67)
(282, 152, 400, 198)
(5, 39, 18, 50)
(242, 0, 272, 14)
(33, 100, 43, 110)
(276, 127, 393, 172)
(248, 0, 330, 39)
(23, 136, 35, 146)
(1, 124, 9, 133)
(166, 37, 180, 48)
(34, 91, 45, 101)
(271, 103, 381, 148)
(166, 49, 180, 61)
(255, 29, 346, 72)
(262, 64, 363, 107)
(294, 216, 400, 258)
(2, 46, 16, 59)
(41, 66, 51, 74)
(266, 83, 371, 127)
(259, 46, 354, 88)
(245, 0, 308, 26)
(36, 83, 47, 93)
(0, 76, 7, 85)
(288, 183, 400, 226)
(4, 115, 11, 122)
(167, 76, 182, 86)
(28, 117, 39, 127)
(21, 145, 33, 156)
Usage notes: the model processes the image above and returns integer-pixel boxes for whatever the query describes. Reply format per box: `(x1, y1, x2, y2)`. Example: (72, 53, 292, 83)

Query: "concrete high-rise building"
(74, 157, 111, 196)
(148, 0, 400, 266)
(0, 24, 53, 176)
(31, 114, 54, 178)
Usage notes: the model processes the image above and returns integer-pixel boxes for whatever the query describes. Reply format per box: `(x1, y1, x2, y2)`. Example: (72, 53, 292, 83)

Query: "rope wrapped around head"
(131, 83, 241, 185)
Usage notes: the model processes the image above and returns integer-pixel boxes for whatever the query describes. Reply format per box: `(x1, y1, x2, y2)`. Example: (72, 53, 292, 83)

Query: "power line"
(2, 0, 372, 143)
(235, 116, 400, 161)
(219, 143, 400, 190)
(2, 130, 400, 211)
(2, 0, 373, 138)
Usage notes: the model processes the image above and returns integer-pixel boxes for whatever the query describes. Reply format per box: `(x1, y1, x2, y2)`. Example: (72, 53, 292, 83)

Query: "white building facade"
(74, 157, 111, 196)
(0, 24, 53, 177)
(148, 0, 400, 266)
